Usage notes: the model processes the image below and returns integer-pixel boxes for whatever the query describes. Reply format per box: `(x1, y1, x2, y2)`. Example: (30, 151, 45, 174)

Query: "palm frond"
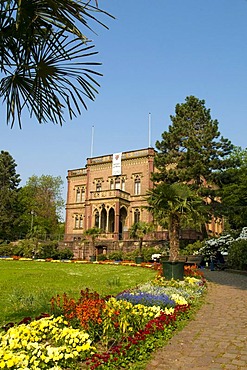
(0, 29, 102, 127)
(0, 0, 113, 127)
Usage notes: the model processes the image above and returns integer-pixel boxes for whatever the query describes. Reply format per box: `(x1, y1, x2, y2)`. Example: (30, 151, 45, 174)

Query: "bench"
(185, 255, 204, 267)
(152, 255, 204, 267)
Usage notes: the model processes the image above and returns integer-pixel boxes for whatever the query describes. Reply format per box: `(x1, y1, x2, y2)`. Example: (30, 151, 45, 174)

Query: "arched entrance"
(119, 206, 127, 240)
(101, 207, 107, 232)
(96, 245, 107, 258)
(108, 207, 115, 233)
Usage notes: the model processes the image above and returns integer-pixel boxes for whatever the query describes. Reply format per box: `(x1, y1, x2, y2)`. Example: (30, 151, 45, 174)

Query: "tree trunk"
(169, 213, 180, 261)
(139, 238, 143, 255)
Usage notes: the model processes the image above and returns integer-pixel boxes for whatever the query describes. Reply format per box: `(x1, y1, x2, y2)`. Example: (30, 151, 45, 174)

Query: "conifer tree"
(148, 96, 236, 260)
(153, 96, 235, 193)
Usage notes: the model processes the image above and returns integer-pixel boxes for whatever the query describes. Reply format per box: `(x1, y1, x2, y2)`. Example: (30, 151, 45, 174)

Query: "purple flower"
(116, 291, 175, 308)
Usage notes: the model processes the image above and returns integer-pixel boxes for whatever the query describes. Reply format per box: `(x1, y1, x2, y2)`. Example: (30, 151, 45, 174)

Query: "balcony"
(89, 189, 130, 201)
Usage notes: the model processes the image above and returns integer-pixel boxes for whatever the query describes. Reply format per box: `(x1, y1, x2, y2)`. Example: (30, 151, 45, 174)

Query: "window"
(122, 178, 125, 191)
(96, 181, 102, 192)
(75, 215, 79, 229)
(134, 176, 141, 195)
(76, 188, 81, 202)
(79, 216, 83, 229)
(95, 210, 99, 228)
(110, 179, 114, 190)
(76, 187, 85, 202)
(81, 188, 85, 202)
(115, 177, 121, 189)
(134, 209, 140, 223)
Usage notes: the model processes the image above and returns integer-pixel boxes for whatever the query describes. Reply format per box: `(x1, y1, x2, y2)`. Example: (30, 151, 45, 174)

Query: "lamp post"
(30, 210, 35, 233)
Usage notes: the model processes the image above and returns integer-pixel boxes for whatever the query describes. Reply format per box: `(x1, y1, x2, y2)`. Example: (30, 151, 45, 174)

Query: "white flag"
(112, 152, 122, 176)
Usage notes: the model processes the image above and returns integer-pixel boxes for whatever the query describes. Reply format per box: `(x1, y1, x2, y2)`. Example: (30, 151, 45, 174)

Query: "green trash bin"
(135, 256, 144, 264)
(90, 255, 96, 262)
(162, 261, 184, 280)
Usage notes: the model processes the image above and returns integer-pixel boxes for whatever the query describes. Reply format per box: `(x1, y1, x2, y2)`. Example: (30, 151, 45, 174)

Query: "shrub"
(180, 240, 204, 255)
(227, 239, 247, 270)
(38, 241, 60, 259)
(198, 234, 234, 260)
(57, 248, 74, 260)
(108, 251, 123, 261)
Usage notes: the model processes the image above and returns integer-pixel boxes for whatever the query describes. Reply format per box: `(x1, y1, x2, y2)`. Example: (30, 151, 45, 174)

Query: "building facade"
(63, 147, 222, 258)
(64, 148, 156, 245)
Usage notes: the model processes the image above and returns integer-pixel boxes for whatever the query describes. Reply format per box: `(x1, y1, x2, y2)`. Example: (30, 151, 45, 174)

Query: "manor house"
(63, 147, 222, 259)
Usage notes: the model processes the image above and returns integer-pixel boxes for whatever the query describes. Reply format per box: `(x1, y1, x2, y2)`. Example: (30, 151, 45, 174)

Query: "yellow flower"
(7, 359, 15, 368)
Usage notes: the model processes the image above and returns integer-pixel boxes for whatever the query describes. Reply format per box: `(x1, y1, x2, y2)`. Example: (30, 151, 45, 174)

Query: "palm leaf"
(0, 30, 102, 127)
(0, 0, 113, 127)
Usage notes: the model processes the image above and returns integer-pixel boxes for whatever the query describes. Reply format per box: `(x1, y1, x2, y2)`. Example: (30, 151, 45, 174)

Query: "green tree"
(220, 147, 247, 230)
(18, 175, 65, 237)
(154, 96, 235, 193)
(146, 183, 204, 261)
(129, 221, 154, 256)
(0, 151, 21, 241)
(149, 96, 236, 259)
(0, 0, 112, 127)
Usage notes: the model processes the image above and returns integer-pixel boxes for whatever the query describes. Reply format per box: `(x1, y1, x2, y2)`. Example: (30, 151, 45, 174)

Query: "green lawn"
(0, 261, 156, 325)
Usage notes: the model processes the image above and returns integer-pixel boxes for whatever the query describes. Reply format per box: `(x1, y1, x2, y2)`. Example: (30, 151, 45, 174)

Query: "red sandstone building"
(64, 148, 155, 244)
(63, 147, 217, 258)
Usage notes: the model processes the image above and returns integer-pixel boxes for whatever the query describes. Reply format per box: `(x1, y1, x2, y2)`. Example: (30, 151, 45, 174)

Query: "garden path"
(146, 270, 247, 370)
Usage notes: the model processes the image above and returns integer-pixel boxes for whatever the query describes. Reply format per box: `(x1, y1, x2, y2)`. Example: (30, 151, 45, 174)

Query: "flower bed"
(0, 269, 206, 369)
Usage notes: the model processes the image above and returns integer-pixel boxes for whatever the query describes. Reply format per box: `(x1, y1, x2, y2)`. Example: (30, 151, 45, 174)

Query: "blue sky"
(1, 0, 247, 215)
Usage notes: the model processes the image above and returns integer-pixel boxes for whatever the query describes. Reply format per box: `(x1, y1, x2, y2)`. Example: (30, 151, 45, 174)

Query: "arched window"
(134, 209, 140, 223)
(134, 176, 141, 195)
(76, 188, 81, 202)
(75, 215, 79, 229)
(95, 210, 99, 228)
(81, 188, 85, 202)
(79, 215, 83, 229)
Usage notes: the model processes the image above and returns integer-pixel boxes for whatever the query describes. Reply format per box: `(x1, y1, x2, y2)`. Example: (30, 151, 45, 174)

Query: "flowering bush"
(50, 289, 106, 340)
(102, 297, 168, 345)
(87, 304, 189, 369)
(184, 264, 205, 278)
(0, 315, 95, 369)
(116, 291, 176, 309)
(144, 276, 206, 304)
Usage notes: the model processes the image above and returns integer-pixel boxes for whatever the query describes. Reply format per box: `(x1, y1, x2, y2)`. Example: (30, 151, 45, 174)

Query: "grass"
(0, 260, 156, 325)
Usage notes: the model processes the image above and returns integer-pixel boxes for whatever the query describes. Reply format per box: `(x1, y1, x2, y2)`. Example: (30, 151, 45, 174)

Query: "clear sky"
(1, 0, 247, 217)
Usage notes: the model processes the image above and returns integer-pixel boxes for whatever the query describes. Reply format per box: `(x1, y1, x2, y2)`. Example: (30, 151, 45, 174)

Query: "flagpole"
(91, 125, 94, 158)
(148, 113, 151, 147)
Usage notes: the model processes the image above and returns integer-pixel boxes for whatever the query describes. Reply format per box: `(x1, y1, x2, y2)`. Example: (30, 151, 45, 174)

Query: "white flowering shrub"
(236, 227, 247, 240)
(198, 234, 234, 259)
